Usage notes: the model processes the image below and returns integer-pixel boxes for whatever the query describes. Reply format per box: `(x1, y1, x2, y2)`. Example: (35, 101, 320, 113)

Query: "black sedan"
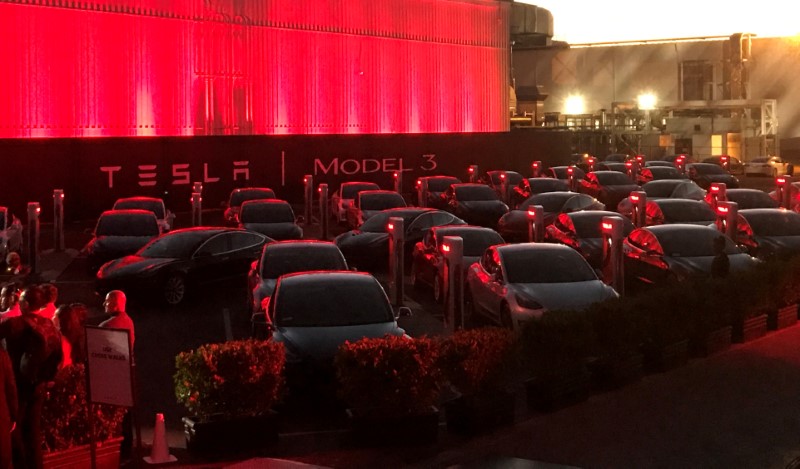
(96, 227, 271, 305)
(443, 183, 509, 228)
(721, 189, 779, 210)
(84, 209, 161, 273)
(727, 208, 800, 259)
(643, 199, 717, 226)
(224, 187, 277, 225)
(545, 211, 634, 268)
(687, 163, 740, 190)
(416, 175, 462, 209)
(497, 192, 605, 243)
(637, 166, 688, 184)
(411, 225, 504, 303)
(616, 180, 706, 218)
(623, 224, 757, 287)
(578, 171, 641, 210)
(510, 177, 570, 209)
(482, 170, 524, 200)
(239, 199, 303, 240)
(334, 208, 465, 271)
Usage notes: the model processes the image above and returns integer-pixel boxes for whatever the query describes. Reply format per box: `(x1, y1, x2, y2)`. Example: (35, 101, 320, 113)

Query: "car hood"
(88, 236, 155, 254)
(99, 255, 178, 278)
(274, 322, 404, 362)
(242, 223, 302, 240)
(512, 280, 616, 311)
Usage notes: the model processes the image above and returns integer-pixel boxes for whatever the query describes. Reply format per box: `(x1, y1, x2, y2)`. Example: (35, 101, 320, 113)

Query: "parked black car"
(334, 208, 465, 271)
(96, 227, 271, 305)
(443, 183, 509, 228)
(720, 189, 780, 210)
(498, 192, 604, 242)
(416, 175, 462, 209)
(578, 171, 641, 210)
(510, 177, 570, 209)
(84, 209, 160, 273)
(239, 199, 303, 240)
(687, 163, 740, 190)
(545, 211, 634, 268)
(224, 187, 277, 225)
(724, 208, 800, 259)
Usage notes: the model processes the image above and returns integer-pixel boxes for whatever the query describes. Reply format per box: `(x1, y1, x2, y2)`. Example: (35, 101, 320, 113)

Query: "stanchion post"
(716, 201, 739, 241)
(387, 217, 405, 307)
(587, 157, 596, 173)
(675, 155, 687, 174)
(527, 205, 544, 243)
(393, 171, 403, 195)
(303, 175, 313, 224)
(53, 189, 65, 252)
(708, 183, 727, 212)
(192, 181, 203, 194)
(416, 178, 428, 208)
(26, 202, 40, 274)
(531, 161, 542, 178)
(442, 235, 464, 335)
(319, 184, 329, 240)
(499, 172, 508, 203)
(629, 191, 647, 227)
(720, 155, 730, 172)
(468, 165, 479, 183)
(191, 192, 202, 226)
(601, 216, 625, 295)
(567, 166, 577, 191)
(777, 175, 793, 209)
(626, 160, 639, 183)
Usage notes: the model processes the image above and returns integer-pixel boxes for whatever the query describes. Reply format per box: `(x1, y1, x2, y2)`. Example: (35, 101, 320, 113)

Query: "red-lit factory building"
(2, 0, 799, 219)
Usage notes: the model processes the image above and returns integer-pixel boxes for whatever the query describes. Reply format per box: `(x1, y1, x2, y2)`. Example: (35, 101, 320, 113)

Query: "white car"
(744, 156, 791, 177)
(466, 243, 618, 330)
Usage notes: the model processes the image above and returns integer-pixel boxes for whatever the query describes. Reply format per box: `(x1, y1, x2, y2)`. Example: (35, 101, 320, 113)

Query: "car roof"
(114, 196, 164, 204)
(419, 175, 460, 181)
(652, 199, 707, 207)
(566, 210, 623, 220)
(739, 208, 795, 217)
(231, 187, 273, 193)
(643, 224, 716, 235)
(265, 240, 339, 251)
(496, 242, 575, 255)
(358, 190, 402, 197)
(431, 224, 496, 234)
(278, 270, 376, 285)
(99, 209, 156, 218)
(241, 198, 289, 206)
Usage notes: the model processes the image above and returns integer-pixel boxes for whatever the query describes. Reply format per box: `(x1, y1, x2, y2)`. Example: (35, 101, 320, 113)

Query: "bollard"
(191, 192, 202, 226)
(629, 191, 647, 227)
(675, 155, 687, 174)
(499, 172, 509, 203)
(442, 235, 464, 335)
(393, 171, 403, 195)
(707, 183, 727, 212)
(567, 166, 577, 191)
(527, 205, 544, 243)
(319, 184, 329, 240)
(468, 165, 479, 183)
(26, 202, 40, 274)
(635, 154, 645, 166)
(416, 178, 428, 208)
(776, 175, 793, 209)
(531, 161, 542, 178)
(53, 189, 65, 252)
(601, 216, 625, 295)
(387, 217, 405, 307)
(716, 201, 739, 241)
(720, 155, 730, 172)
(192, 181, 203, 194)
(626, 160, 639, 183)
(303, 175, 313, 225)
(587, 157, 596, 173)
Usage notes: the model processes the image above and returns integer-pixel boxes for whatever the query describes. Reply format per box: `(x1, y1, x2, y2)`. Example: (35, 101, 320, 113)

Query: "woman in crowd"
(53, 303, 88, 368)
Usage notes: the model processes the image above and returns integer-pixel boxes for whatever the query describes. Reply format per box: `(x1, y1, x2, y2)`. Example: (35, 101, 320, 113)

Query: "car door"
(227, 231, 268, 277)
(192, 232, 235, 284)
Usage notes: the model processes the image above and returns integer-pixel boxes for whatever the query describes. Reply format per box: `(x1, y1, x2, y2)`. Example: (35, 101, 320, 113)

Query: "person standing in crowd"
(0, 284, 21, 320)
(100, 290, 135, 458)
(53, 303, 89, 369)
(0, 347, 17, 469)
(0, 285, 62, 469)
(38, 284, 58, 321)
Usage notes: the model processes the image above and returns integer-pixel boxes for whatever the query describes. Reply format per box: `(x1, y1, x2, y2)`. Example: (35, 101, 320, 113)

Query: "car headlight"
(514, 293, 543, 310)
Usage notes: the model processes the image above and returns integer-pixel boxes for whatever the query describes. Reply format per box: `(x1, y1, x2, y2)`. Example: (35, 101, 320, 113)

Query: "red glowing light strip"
(0, 0, 509, 137)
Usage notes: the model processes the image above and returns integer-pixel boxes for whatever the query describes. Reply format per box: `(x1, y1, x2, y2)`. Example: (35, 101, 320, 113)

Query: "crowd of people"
(0, 260, 135, 469)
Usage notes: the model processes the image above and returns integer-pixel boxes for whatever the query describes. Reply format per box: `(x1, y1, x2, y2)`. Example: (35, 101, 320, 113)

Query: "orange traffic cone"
(143, 413, 177, 464)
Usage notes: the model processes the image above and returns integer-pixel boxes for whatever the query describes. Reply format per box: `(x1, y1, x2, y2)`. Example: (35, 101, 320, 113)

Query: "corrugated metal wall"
(0, 0, 510, 137)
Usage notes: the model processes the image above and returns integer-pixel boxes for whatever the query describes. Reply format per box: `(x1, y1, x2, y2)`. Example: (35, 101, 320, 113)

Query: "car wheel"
(500, 303, 513, 330)
(433, 273, 444, 304)
(163, 273, 186, 306)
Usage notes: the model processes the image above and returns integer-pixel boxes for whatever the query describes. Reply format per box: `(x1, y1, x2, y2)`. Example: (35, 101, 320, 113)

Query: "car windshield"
(260, 247, 346, 278)
(241, 203, 294, 223)
(96, 214, 159, 237)
(692, 164, 725, 175)
(522, 193, 574, 212)
(595, 172, 633, 185)
(656, 229, 739, 256)
(139, 230, 217, 259)
(503, 248, 596, 284)
(113, 200, 165, 219)
(455, 185, 499, 201)
(361, 193, 406, 211)
(657, 202, 715, 223)
(746, 212, 800, 236)
(427, 177, 460, 192)
(274, 278, 394, 326)
(434, 229, 504, 256)
(644, 181, 683, 198)
(342, 183, 380, 200)
(729, 191, 779, 209)
(230, 189, 275, 207)
(359, 210, 423, 233)
(572, 215, 633, 239)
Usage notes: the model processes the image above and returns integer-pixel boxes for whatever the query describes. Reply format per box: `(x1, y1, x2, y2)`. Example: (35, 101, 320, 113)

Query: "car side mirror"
(394, 306, 412, 320)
